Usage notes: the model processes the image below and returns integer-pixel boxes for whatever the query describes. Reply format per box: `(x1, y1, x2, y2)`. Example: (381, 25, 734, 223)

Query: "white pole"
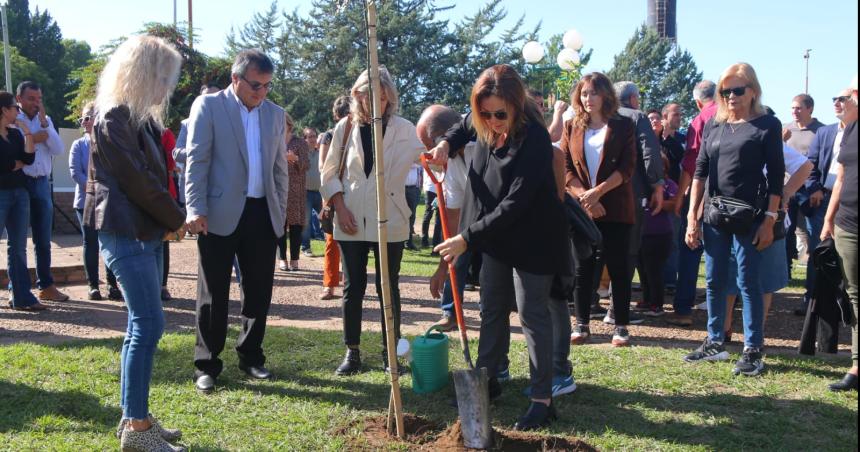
(1, 4, 12, 92)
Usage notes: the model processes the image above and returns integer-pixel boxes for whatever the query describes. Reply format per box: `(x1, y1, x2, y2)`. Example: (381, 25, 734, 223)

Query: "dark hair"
(646, 108, 662, 117)
(16, 81, 41, 97)
(572, 72, 619, 130)
(470, 64, 543, 144)
(231, 49, 275, 77)
(793, 94, 814, 110)
(0, 91, 16, 109)
(527, 88, 543, 100)
(332, 95, 351, 121)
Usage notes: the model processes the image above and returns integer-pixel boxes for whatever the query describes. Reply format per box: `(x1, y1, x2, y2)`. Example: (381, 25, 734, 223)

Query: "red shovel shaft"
(420, 154, 473, 368)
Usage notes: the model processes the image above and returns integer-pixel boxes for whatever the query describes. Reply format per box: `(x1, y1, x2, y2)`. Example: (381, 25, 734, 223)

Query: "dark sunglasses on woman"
(479, 110, 508, 121)
(719, 86, 748, 99)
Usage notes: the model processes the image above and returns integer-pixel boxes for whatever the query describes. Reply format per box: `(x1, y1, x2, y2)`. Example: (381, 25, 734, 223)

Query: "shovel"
(421, 154, 493, 449)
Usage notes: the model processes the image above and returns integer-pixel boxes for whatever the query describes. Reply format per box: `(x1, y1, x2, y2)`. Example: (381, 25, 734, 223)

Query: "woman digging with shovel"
(428, 64, 570, 431)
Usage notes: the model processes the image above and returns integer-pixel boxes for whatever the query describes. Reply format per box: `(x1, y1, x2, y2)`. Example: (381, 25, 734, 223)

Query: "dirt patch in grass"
(343, 415, 595, 451)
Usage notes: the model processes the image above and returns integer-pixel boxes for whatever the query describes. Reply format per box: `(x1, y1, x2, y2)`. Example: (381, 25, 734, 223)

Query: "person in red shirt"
(160, 128, 178, 301)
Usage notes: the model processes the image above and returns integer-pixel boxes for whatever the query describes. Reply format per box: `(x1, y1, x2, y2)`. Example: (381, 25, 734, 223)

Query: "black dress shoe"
(829, 373, 859, 392)
(88, 288, 103, 301)
(240, 365, 273, 380)
(335, 349, 362, 376)
(195, 374, 216, 393)
(513, 401, 557, 431)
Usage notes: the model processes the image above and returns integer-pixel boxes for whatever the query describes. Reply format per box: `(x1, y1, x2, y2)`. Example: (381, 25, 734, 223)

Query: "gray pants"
(835, 226, 859, 368)
(477, 254, 554, 399)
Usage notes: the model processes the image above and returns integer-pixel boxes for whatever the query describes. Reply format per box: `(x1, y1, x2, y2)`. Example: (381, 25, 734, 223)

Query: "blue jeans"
(99, 232, 165, 420)
(301, 190, 323, 250)
(23, 176, 54, 289)
(673, 209, 704, 315)
(1, 188, 38, 307)
(804, 193, 831, 302)
(703, 223, 765, 348)
(440, 249, 472, 315)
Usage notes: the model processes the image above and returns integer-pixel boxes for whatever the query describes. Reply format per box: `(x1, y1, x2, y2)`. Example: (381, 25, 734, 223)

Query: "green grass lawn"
(0, 328, 856, 451)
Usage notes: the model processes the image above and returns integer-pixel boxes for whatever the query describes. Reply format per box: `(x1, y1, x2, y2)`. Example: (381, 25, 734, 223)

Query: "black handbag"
(319, 121, 353, 234)
(562, 194, 602, 259)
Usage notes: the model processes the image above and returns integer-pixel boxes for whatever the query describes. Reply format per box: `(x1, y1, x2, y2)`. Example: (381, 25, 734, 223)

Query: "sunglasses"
(833, 96, 849, 104)
(719, 86, 748, 99)
(241, 75, 273, 92)
(478, 110, 509, 121)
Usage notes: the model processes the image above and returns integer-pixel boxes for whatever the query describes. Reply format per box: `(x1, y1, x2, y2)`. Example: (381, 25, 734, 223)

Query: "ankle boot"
(335, 348, 362, 376)
(382, 350, 408, 375)
(120, 425, 186, 452)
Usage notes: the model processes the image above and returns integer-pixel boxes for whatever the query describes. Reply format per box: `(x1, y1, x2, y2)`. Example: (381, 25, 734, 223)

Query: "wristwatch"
(764, 211, 779, 221)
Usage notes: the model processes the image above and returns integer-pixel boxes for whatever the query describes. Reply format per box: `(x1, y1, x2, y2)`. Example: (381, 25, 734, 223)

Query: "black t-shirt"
(836, 121, 858, 234)
(695, 115, 785, 207)
(662, 134, 685, 183)
(0, 127, 35, 190)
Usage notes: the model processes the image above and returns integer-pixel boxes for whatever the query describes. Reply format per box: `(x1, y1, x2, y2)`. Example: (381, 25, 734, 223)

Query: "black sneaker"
(603, 311, 645, 325)
(88, 288, 103, 301)
(107, 286, 124, 301)
(683, 338, 729, 363)
(733, 347, 765, 376)
(589, 303, 608, 319)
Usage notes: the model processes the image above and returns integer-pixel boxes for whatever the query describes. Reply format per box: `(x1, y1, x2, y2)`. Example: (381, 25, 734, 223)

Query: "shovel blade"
(453, 367, 493, 449)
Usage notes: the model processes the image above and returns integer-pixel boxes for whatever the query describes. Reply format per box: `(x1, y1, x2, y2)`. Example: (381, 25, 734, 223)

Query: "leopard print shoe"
(120, 425, 186, 452)
(116, 415, 182, 442)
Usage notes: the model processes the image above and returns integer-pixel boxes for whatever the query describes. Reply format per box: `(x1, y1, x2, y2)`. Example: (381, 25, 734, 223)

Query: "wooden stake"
(365, 0, 406, 440)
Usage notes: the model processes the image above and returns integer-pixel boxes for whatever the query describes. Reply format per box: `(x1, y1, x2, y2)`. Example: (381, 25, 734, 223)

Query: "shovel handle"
(420, 154, 474, 368)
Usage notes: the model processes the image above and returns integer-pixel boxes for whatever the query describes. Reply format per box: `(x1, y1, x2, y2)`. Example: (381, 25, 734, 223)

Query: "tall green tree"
(607, 25, 701, 120)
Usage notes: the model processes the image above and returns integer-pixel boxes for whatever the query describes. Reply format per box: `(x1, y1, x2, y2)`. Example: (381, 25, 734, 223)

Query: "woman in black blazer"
(430, 64, 569, 431)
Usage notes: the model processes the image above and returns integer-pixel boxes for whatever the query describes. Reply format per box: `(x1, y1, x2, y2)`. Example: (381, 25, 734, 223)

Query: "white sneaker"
(693, 301, 708, 311)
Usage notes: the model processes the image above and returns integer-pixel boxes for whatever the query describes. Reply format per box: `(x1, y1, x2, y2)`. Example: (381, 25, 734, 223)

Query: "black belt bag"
(705, 196, 758, 235)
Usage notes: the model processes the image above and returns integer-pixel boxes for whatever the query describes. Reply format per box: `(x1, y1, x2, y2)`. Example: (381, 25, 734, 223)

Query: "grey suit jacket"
(184, 86, 289, 237)
(618, 106, 663, 199)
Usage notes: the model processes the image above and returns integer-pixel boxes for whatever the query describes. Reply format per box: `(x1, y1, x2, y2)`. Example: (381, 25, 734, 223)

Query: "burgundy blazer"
(560, 115, 637, 224)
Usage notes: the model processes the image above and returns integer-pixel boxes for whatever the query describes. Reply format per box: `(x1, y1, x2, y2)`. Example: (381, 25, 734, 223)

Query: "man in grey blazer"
(185, 49, 289, 393)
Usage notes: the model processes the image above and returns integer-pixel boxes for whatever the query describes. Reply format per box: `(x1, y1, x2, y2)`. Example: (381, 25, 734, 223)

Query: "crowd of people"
(1, 34, 857, 450)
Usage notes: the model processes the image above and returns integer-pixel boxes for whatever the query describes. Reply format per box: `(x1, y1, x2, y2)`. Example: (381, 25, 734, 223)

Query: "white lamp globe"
(563, 29, 584, 51)
(557, 48, 580, 71)
(522, 41, 545, 64)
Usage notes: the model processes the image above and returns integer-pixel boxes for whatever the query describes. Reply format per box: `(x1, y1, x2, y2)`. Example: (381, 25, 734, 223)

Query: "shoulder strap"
(708, 122, 724, 197)
(337, 121, 353, 182)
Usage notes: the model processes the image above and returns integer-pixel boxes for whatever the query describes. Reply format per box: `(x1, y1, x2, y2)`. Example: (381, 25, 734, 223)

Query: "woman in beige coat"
(320, 67, 424, 376)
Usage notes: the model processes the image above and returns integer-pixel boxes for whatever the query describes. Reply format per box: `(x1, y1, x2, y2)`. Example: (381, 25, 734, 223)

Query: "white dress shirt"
(17, 112, 65, 178)
(229, 87, 264, 198)
(584, 125, 608, 187)
(442, 142, 473, 211)
(825, 127, 845, 191)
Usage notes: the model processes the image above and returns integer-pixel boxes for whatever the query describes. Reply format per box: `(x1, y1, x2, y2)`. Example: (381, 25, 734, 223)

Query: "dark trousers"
(194, 198, 277, 378)
(340, 240, 404, 350)
(639, 232, 673, 309)
(405, 185, 420, 242)
(277, 225, 303, 261)
(477, 253, 554, 400)
(421, 191, 442, 246)
(75, 208, 116, 289)
(162, 241, 170, 287)
(572, 222, 633, 325)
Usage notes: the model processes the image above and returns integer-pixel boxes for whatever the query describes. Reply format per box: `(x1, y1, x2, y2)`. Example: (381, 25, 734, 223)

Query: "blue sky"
(28, 0, 859, 123)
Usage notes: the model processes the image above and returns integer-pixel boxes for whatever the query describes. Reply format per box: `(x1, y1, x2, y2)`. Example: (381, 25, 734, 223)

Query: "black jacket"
(84, 106, 184, 241)
(799, 238, 855, 355)
(443, 113, 569, 276)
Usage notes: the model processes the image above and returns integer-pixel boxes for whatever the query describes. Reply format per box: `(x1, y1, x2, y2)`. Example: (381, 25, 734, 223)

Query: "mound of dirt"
(344, 415, 595, 451)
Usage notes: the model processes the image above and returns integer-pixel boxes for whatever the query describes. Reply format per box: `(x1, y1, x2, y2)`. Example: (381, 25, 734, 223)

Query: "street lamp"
(1, 1, 11, 92)
(521, 29, 585, 99)
(803, 49, 812, 94)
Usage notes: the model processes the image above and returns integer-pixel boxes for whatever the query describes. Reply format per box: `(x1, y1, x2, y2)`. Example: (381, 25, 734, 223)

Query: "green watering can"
(410, 325, 449, 394)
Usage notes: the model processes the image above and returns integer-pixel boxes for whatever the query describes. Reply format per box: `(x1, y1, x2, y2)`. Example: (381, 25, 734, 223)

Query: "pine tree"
(607, 25, 702, 120)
